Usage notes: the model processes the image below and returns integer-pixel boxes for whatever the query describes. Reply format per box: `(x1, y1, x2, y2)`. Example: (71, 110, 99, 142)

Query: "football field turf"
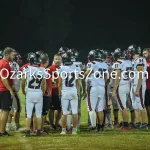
(0, 91, 150, 150)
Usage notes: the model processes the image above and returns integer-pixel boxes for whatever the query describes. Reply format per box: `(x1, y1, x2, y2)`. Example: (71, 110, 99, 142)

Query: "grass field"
(0, 91, 150, 150)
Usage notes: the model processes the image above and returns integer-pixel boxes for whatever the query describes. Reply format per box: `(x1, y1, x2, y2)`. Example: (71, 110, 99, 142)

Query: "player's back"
(90, 61, 108, 87)
(24, 65, 46, 92)
(60, 65, 78, 91)
(120, 59, 132, 85)
(72, 61, 82, 71)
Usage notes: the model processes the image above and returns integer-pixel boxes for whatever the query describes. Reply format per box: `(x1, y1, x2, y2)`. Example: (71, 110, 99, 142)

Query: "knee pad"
(72, 109, 78, 115)
(62, 110, 68, 115)
(137, 101, 144, 110)
(27, 112, 32, 119)
(36, 111, 42, 118)
(132, 102, 138, 110)
(67, 111, 72, 115)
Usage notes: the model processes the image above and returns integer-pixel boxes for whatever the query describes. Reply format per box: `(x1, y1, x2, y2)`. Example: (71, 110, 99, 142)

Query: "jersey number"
(124, 67, 132, 80)
(96, 68, 107, 78)
(28, 75, 43, 89)
(65, 73, 75, 87)
(115, 64, 118, 68)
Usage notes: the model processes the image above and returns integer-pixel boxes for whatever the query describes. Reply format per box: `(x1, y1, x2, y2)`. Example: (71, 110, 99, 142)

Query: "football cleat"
(120, 127, 131, 131)
(60, 131, 66, 135)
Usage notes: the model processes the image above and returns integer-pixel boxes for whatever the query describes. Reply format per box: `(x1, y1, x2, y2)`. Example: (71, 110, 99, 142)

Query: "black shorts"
(50, 95, 61, 110)
(145, 89, 150, 107)
(0, 91, 12, 111)
(42, 96, 51, 115)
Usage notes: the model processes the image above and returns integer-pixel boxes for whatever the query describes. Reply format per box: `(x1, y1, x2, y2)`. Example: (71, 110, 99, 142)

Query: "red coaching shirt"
(48, 64, 60, 96)
(146, 60, 150, 90)
(0, 59, 13, 91)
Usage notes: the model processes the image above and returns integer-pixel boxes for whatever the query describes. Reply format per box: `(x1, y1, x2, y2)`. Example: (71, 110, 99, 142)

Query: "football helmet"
(113, 48, 125, 60)
(58, 47, 69, 55)
(28, 52, 42, 65)
(128, 44, 142, 56)
(88, 49, 103, 61)
(62, 50, 73, 65)
(14, 53, 22, 65)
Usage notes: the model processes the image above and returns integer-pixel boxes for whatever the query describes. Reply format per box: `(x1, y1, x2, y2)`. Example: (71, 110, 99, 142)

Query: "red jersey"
(0, 59, 13, 91)
(19, 63, 30, 72)
(146, 60, 150, 90)
(48, 64, 60, 96)
(40, 64, 52, 96)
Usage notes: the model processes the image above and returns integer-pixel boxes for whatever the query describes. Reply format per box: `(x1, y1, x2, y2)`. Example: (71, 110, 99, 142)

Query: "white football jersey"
(132, 57, 146, 85)
(112, 60, 132, 85)
(87, 61, 108, 87)
(23, 66, 47, 92)
(9, 61, 20, 91)
(59, 65, 79, 91)
(72, 61, 82, 72)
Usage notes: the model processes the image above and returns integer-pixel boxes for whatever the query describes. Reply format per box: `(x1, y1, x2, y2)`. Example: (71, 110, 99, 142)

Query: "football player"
(84, 49, 109, 131)
(103, 51, 114, 129)
(22, 52, 47, 137)
(58, 50, 80, 135)
(111, 48, 132, 130)
(6, 53, 22, 131)
(66, 48, 84, 133)
(128, 45, 148, 129)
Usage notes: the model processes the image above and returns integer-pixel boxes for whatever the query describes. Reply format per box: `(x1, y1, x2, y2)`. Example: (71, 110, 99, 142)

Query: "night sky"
(0, 0, 150, 62)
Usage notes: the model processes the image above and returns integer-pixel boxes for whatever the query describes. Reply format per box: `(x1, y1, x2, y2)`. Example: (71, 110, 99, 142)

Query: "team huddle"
(0, 45, 150, 137)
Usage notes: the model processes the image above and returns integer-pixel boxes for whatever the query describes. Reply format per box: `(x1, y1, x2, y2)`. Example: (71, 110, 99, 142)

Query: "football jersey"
(132, 57, 146, 85)
(23, 66, 47, 92)
(9, 61, 20, 91)
(59, 65, 79, 91)
(72, 61, 82, 72)
(112, 60, 132, 85)
(87, 61, 108, 87)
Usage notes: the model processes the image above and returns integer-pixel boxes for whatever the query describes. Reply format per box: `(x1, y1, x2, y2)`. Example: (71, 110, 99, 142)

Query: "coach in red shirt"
(49, 54, 62, 130)
(0, 47, 16, 136)
(143, 48, 150, 126)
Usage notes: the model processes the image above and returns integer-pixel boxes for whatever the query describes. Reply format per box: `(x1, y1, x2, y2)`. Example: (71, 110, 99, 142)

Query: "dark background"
(0, 0, 150, 63)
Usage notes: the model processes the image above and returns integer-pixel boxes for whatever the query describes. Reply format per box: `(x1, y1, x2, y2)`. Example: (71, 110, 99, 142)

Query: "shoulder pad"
(91, 61, 96, 64)
(116, 60, 122, 64)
